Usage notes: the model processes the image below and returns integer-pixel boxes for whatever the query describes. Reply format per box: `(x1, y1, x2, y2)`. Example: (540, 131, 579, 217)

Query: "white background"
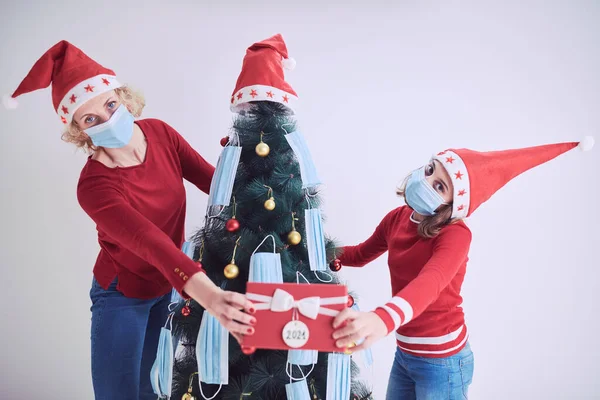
(1, 1, 599, 399)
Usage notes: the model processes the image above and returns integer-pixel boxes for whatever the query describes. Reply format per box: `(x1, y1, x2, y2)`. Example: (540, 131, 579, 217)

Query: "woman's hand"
(183, 272, 256, 343)
(332, 309, 388, 352)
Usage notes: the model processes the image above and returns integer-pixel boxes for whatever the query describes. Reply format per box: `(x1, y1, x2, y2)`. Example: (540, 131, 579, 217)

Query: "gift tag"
(282, 320, 310, 348)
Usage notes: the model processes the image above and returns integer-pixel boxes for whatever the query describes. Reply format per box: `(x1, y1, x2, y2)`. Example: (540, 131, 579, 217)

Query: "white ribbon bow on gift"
(246, 288, 347, 318)
(271, 288, 321, 320)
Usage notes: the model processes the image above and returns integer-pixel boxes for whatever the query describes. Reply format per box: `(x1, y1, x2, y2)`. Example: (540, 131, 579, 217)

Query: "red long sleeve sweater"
(77, 118, 214, 299)
(340, 206, 472, 357)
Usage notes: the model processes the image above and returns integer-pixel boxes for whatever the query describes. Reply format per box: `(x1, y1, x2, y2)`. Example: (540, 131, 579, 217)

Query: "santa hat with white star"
(230, 33, 298, 113)
(3, 40, 122, 125)
(434, 137, 595, 219)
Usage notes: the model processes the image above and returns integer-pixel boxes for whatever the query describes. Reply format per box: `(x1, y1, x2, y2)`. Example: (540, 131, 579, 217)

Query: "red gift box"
(242, 282, 348, 352)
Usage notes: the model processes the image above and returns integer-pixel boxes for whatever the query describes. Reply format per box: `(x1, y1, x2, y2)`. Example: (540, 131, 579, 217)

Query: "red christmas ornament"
(347, 295, 355, 308)
(220, 136, 229, 147)
(241, 346, 256, 355)
(329, 258, 342, 272)
(226, 218, 240, 232)
(181, 306, 191, 317)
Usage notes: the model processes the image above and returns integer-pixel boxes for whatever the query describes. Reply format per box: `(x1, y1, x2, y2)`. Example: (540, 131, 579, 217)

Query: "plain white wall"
(1, 1, 599, 398)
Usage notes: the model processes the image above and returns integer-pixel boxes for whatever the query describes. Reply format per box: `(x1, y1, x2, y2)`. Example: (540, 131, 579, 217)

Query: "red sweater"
(340, 206, 472, 357)
(77, 119, 214, 299)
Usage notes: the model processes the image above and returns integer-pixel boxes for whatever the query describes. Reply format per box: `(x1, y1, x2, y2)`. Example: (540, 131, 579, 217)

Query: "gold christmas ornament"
(287, 212, 301, 245)
(288, 230, 302, 245)
(264, 197, 276, 211)
(255, 131, 270, 157)
(255, 142, 270, 157)
(263, 185, 275, 210)
(224, 237, 241, 279)
(183, 373, 198, 400)
(224, 263, 239, 279)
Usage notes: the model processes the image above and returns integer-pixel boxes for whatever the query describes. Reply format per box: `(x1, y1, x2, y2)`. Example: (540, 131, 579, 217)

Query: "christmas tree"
(171, 101, 373, 399)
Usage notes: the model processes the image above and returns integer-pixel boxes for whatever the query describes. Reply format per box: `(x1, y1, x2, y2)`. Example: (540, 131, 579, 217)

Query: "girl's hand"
(183, 272, 256, 343)
(332, 309, 388, 352)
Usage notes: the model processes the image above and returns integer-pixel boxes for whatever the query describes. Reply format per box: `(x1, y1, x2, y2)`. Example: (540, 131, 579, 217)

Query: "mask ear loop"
(281, 123, 295, 135)
(252, 234, 276, 255)
(296, 271, 310, 284)
(164, 312, 174, 331)
(199, 383, 223, 400)
(286, 362, 314, 382)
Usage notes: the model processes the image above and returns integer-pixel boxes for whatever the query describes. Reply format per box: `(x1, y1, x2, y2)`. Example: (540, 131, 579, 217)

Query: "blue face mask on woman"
(84, 104, 134, 148)
(405, 166, 447, 216)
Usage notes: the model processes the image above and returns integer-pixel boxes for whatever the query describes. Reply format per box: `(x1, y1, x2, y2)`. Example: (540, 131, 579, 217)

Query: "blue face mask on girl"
(405, 166, 447, 216)
(84, 104, 134, 148)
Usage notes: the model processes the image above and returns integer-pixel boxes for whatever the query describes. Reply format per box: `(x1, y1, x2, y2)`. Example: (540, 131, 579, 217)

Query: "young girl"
(4, 40, 255, 400)
(331, 138, 594, 399)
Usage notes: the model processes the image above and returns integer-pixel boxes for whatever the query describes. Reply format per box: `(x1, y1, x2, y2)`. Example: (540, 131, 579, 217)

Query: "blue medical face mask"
(305, 208, 327, 272)
(248, 235, 284, 284)
(405, 166, 447, 216)
(284, 130, 322, 189)
(169, 240, 196, 305)
(150, 317, 174, 398)
(288, 348, 318, 366)
(285, 378, 311, 400)
(84, 104, 134, 148)
(207, 145, 242, 207)
(326, 352, 351, 400)
(196, 311, 229, 390)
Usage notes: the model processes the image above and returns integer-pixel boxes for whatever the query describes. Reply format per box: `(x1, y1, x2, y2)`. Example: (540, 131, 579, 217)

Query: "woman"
(4, 40, 256, 400)
(330, 138, 594, 399)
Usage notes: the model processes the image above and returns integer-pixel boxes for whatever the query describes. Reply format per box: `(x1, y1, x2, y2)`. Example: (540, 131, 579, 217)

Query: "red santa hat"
(230, 34, 298, 113)
(3, 40, 122, 125)
(434, 137, 595, 219)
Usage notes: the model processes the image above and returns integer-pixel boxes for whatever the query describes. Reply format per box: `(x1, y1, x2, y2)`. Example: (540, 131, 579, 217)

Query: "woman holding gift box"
(3, 40, 256, 400)
(331, 138, 594, 399)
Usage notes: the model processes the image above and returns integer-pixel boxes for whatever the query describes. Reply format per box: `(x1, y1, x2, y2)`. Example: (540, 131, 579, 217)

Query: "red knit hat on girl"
(432, 137, 595, 219)
(230, 33, 297, 113)
(3, 40, 122, 125)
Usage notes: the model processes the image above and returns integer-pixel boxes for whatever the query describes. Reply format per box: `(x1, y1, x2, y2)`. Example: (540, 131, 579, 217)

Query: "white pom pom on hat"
(282, 57, 296, 70)
(2, 94, 18, 109)
(578, 136, 595, 152)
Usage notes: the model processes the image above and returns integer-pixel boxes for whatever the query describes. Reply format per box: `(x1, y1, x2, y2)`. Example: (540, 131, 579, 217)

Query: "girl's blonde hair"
(61, 86, 145, 152)
(396, 176, 456, 239)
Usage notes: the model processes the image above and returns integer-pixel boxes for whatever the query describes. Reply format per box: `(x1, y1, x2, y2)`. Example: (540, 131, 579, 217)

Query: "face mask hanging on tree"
(170, 240, 196, 305)
(326, 352, 352, 400)
(248, 235, 284, 284)
(283, 127, 322, 189)
(196, 306, 229, 398)
(207, 141, 242, 209)
(150, 314, 175, 398)
(305, 200, 332, 282)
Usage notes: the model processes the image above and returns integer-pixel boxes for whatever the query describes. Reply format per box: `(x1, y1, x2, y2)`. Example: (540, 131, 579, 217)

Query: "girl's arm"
(374, 223, 472, 334)
(337, 208, 399, 267)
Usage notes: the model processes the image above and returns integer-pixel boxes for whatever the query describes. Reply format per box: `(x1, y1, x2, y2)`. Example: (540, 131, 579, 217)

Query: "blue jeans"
(90, 278, 171, 400)
(386, 343, 474, 400)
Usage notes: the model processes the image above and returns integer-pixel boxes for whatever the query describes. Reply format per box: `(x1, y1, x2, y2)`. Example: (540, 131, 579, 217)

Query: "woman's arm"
(374, 223, 472, 334)
(78, 177, 205, 295)
(162, 120, 215, 194)
(337, 208, 398, 267)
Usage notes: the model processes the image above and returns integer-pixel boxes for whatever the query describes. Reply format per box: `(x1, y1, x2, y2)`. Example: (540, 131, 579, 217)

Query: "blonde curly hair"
(61, 86, 146, 152)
